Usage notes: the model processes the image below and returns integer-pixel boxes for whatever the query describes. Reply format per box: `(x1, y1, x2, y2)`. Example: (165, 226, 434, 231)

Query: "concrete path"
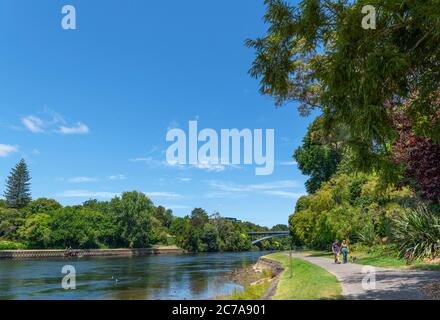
(291, 253, 440, 300)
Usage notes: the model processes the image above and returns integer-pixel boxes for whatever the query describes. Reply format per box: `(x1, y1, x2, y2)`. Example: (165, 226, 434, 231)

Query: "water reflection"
(0, 251, 267, 300)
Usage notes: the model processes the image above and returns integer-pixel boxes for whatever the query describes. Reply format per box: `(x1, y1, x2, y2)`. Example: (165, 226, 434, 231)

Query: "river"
(0, 251, 268, 300)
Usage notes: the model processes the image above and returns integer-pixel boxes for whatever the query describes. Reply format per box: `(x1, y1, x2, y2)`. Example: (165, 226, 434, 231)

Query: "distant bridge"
(247, 231, 290, 245)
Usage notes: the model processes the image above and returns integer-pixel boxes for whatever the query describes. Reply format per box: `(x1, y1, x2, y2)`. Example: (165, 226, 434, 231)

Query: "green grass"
(223, 280, 271, 300)
(265, 252, 342, 300)
(302, 246, 440, 272)
(220, 264, 274, 300)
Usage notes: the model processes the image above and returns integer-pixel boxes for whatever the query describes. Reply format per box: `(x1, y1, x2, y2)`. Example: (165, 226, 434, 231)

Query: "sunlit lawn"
(264, 252, 342, 300)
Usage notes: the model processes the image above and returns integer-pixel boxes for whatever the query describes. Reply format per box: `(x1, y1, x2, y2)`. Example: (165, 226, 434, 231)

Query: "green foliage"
(18, 213, 52, 247)
(110, 191, 154, 248)
(200, 223, 220, 252)
(0, 240, 27, 250)
(248, 0, 440, 177)
(216, 220, 250, 252)
(294, 116, 344, 193)
(289, 173, 412, 249)
(170, 211, 288, 253)
(50, 207, 111, 248)
(0, 182, 282, 252)
(4, 159, 32, 209)
(190, 208, 209, 227)
(224, 281, 271, 300)
(25, 198, 62, 216)
(393, 205, 440, 261)
(154, 206, 174, 229)
(0, 208, 25, 240)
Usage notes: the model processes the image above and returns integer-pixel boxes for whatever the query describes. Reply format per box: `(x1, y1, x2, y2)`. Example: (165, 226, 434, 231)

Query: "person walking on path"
(340, 240, 349, 264)
(332, 240, 340, 264)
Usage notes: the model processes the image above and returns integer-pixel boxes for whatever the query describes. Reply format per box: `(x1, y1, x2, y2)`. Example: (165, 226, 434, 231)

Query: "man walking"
(332, 240, 340, 264)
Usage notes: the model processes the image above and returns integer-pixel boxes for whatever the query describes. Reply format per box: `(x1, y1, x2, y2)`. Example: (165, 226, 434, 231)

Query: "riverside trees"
(249, 1, 440, 259)
(247, 0, 440, 184)
(0, 161, 287, 251)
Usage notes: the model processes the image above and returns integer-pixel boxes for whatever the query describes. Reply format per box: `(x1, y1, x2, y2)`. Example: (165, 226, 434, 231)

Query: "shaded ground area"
(291, 253, 440, 300)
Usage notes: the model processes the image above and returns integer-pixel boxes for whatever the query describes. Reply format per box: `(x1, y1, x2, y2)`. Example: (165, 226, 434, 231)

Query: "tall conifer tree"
(4, 159, 31, 208)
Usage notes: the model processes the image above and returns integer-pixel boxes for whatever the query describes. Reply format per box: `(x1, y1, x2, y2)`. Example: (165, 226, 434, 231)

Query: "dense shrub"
(289, 173, 414, 249)
(0, 208, 25, 240)
(393, 206, 440, 261)
(0, 240, 27, 250)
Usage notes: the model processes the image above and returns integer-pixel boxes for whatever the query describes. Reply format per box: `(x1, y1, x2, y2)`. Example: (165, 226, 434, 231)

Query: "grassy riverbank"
(264, 253, 342, 300)
(224, 252, 342, 300)
(219, 266, 274, 300)
(225, 281, 272, 300)
(302, 245, 440, 272)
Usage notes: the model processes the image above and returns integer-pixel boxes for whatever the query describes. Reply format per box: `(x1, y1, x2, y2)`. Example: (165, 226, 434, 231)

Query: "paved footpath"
(290, 253, 440, 300)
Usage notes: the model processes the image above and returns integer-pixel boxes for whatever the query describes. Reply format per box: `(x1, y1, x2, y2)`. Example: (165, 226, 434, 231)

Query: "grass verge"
(222, 280, 272, 300)
(264, 252, 342, 300)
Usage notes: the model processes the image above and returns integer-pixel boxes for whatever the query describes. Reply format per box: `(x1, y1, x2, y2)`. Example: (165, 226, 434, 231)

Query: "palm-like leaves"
(393, 206, 440, 261)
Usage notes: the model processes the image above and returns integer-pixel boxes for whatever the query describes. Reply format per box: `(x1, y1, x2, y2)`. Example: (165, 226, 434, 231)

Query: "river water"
(0, 251, 268, 300)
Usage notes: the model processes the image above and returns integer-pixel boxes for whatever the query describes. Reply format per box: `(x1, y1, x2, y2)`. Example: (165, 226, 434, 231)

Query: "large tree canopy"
(247, 0, 440, 175)
(294, 116, 344, 193)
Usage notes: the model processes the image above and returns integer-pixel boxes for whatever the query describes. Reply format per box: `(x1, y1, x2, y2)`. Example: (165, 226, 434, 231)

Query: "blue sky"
(0, 0, 312, 227)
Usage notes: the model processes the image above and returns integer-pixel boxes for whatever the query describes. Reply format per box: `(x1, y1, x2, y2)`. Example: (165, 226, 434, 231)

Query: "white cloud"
(279, 160, 298, 166)
(130, 157, 154, 162)
(58, 122, 90, 135)
(209, 180, 300, 192)
(204, 191, 247, 199)
(248, 180, 300, 190)
(109, 174, 127, 181)
(130, 157, 164, 166)
(0, 144, 19, 157)
(21, 111, 90, 136)
(22, 116, 44, 133)
(261, 190, 306, 198)
(131, 156, 240, 173)
(144, 192, 183, 199)
(57, 190, 182, 201)
(208, 180, 303, 199)
(57, 190, 119, 198)
(162, 204, 190, 210)
(166, 160, 240, 173)
(193, 162, 226, 172)
(68, 177, 98, 183)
